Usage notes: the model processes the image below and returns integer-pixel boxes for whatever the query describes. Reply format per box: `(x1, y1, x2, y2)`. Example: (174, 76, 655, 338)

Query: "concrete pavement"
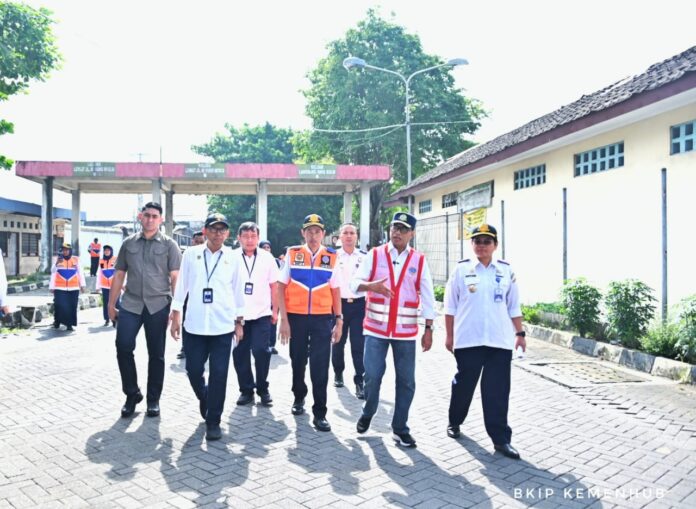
(1, 306, 695, 508)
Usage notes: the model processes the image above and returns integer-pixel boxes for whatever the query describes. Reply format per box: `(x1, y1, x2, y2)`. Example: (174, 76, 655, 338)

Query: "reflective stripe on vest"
(285, 246, 337, 315)
(53, 257, 81, 289)
(363, 245, 425, 338)
(99, 258, 117, 289)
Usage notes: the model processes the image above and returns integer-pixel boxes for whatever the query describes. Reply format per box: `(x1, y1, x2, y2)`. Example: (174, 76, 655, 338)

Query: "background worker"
(96, 245, 117, 326)
(88, 237, 101, 277)
(49, 242, 87, 332)
(278, 214, 342, 432)
(259, 239, 280, 355)
(232, 223, 279, 407)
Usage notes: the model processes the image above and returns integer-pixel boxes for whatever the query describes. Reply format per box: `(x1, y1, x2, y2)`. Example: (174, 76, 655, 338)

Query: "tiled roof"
(394, 45, 696, 197)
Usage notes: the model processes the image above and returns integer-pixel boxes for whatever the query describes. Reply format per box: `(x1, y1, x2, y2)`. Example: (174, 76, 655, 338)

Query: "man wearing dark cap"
(109, 202, 182, 419)
(350, 211, 435, 448)
(170, 213, 245, 440)
(50, 242, 87, 331)
(443, 224, 525, 459)
(278, 214, 342, 432)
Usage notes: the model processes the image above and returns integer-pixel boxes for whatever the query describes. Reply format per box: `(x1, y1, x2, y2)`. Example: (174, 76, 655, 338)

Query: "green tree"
(193, 123, 342, 254)
(303, 9, 484, 244)
(1, 2, 61, 169)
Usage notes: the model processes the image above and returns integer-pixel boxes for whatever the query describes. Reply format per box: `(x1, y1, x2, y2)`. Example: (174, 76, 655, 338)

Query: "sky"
(1, 0, 695, 220)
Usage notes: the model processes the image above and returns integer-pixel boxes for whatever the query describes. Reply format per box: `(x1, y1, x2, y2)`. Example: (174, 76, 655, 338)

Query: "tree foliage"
(193, 123, 342, 255)
(1, 2, 61, 169)
(302, 9, 484, 243)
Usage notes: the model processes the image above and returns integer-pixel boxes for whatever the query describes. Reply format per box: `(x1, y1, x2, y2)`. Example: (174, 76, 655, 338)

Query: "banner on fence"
(459, 208, 487, 239)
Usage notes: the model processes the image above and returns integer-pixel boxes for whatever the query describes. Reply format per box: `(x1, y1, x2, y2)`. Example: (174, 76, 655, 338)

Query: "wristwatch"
(235, 319, 245, 326)
(334, 314, 344, 320)
(515, 330, 526, 337)
(424, 324, 433, 331)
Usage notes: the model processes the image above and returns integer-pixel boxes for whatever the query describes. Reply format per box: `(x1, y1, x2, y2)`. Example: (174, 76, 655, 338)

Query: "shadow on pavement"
(287, 413, 370, 496)
(365, 436, 493, 508)
(84, 417, 173, 481)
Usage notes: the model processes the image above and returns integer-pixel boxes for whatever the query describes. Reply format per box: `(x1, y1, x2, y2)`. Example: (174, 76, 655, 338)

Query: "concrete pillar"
(151, 178, 162, 205)
(40, 177, 54, 272)
(343, 188, 353, 224)
(165, 190, 174, 237)
(257, 179, 268, 239)
(359, 184, 371, 249)
(71, 188, 81, 256)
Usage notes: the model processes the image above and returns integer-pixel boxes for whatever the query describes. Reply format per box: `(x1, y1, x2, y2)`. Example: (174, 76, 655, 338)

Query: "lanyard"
(242, 250, 257, 279)
(203, 250, 224, 285)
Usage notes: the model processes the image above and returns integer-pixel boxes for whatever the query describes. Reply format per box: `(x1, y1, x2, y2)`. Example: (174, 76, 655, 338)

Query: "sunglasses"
(208, 227, 229, 234)
(472, 237, 494, 245)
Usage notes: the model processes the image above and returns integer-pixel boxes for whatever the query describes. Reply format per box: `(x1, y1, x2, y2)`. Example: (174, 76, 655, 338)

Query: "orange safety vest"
(284, 245, 337, 315)
(98, 258, 117, 289)
(89, 242, 101, 258)
(53, 257, 81, 290)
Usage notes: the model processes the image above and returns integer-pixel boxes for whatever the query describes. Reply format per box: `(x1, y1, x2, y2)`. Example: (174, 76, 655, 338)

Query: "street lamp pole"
(343, 57, 468, 212)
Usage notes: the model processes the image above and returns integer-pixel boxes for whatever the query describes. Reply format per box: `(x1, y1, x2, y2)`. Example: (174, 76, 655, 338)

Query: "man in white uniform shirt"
(0, 248, 10, 318)
(331, 223, 367, 399)
(350, 212, 435, 448)
(232, 222, 279, 407)
(170, 213, 246, 441)
(443, 224, 525, 459)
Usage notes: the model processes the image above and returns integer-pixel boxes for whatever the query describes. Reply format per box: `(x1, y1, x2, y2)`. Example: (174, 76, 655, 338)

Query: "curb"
(7, 279, 51, 295)
(525, 324, 696, 384)
(3, 293, 102, 328)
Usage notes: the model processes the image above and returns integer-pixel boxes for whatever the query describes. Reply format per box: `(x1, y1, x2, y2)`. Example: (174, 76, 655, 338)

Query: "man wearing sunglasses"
(443, 223, 525, 460)
(350, 212, 435, 448)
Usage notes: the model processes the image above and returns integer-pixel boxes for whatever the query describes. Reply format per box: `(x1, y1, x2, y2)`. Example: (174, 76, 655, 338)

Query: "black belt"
(341, 297, 365, 304)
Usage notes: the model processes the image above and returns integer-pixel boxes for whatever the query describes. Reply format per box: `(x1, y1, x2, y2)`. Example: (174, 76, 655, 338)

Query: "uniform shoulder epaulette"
(458, 258, 471, 263)
(359, 249, 367, 255)
(325, 247, 336, 254)
(497, 259, 510, 265)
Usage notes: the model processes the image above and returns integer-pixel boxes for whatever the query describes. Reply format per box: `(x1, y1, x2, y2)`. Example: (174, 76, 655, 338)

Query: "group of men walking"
(101, 201, 524, 458)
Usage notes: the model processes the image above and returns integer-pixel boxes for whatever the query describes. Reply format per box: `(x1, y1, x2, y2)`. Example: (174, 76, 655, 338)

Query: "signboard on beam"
(73, 162, 116, 177)
(298, 164, 337, 179)
(184, 163, 226, 179)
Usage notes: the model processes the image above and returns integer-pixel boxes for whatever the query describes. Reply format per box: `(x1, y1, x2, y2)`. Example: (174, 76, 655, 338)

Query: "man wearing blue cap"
(350, 211, 435, 448)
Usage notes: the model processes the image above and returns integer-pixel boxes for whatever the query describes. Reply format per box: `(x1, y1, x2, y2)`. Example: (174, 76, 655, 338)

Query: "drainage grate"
(517, 361, 649, 388)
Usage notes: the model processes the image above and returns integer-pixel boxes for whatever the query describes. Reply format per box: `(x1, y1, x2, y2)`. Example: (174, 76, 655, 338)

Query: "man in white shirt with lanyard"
(170, 213, 245, 441)
(350, 212, 435, 448)
(232, 222, 279, 407)
(331, 223, 368, 399)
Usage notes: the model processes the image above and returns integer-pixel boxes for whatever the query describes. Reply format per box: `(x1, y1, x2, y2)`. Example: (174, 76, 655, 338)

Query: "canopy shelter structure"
(16, 161, 391, 271)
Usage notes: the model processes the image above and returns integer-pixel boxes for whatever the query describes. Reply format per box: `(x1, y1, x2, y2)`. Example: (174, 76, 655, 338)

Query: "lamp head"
(343, 56, 367, 71)
(446, 58, 469, 67)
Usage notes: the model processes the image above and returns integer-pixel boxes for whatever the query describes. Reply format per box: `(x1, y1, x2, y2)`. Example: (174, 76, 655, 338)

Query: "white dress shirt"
(350, 242, 436, 339)
(172, 243, 245, 336)
(334, 247, 366, 299)
(444, 258, 522, 350)
(236, 248, 279, 321)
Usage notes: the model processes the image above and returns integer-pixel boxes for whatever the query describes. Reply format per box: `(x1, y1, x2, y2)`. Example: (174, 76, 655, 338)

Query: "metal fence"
(413, 211, 467, 286)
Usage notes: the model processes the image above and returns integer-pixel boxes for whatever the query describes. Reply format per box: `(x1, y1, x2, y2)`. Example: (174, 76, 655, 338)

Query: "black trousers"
(115, 305, 170, 403)
(232, 316, 272, 395)
(90, 257, 99, 277)
(288, 313, 333, 419)
(331, 297, 366, 385)
(448, 346, 513, 445)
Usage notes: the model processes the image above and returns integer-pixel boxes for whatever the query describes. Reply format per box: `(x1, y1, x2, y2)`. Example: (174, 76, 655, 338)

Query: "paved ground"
(1, 306, 695, 508)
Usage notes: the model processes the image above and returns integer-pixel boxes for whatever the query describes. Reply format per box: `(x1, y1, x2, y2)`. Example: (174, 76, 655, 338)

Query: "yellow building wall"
(413, 102, 696, 309)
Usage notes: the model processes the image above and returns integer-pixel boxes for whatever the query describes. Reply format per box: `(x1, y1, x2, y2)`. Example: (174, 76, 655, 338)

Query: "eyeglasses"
(208, 227, 228, 234)
(390, 224, 411, 233)
(472, 237, 494, 245)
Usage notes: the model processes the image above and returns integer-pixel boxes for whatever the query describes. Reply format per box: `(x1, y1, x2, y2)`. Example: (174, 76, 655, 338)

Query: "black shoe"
(66, 326, 74, 331)
(270, 347, 279, 355)
(206, 423, 222, 441)
(291, 398, 305, 415)
(355, 384, 365, 400)
(392, 432, 417, 448)
(313, 417, 331, 432)
(53, 322, 60, 329)
(259, 393, 273, 406)
(494, 443, 520, 460)
(120, 391, 144, 418)
(199, 398, 207, 420)
(356, 415, 372, 434)
(236, 393, 254, 406)
(334, 374, 344, 388)
(176, 350, 185, 359)
(104, 320, 110, 326)
(146, 402, 160, 417)
(447, 425, 461, 439)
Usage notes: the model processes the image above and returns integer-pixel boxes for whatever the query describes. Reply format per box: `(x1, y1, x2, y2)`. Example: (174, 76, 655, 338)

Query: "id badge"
(202, 288, 214, 304)
(494, 286, 504, 303)
(244, 282, 254, 295)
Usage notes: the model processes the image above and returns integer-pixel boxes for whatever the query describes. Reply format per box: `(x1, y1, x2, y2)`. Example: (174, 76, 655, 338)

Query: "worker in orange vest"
(278, 214, 342, 432)
(49, 242, 86, 331)
(96, 245, 117, 327)
(88, 238, 102, 276)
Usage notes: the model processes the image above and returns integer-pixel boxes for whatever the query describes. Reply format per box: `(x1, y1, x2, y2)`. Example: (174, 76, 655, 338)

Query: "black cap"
(259, 240, 271, 249)
(302, 214, 325, 230)
(204, 213, 229, 228)
(391, 212, 417, 230)
(471, 224, 497, 240)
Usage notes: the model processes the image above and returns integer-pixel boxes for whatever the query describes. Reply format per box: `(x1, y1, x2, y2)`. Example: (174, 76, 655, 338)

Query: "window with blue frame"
(418, 199, 432, 214)
(514, 164, 546, 190)
(671, 120, 695, 154)
(574, 142, 624, 177)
